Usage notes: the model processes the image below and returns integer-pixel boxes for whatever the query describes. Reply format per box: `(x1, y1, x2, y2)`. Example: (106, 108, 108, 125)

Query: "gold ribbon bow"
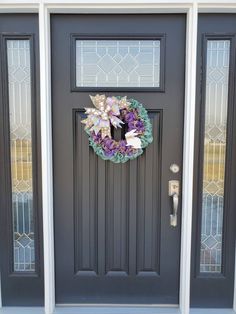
(81, 94, 130, 139)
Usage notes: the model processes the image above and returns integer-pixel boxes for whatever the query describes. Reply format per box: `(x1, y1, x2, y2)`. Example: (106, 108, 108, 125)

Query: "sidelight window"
(200, 40, 230, 273)
(6, 39, 35, 272)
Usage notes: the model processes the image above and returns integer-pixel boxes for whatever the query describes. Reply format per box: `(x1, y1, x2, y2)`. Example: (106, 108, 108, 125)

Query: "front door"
(52, 14, 186, 305)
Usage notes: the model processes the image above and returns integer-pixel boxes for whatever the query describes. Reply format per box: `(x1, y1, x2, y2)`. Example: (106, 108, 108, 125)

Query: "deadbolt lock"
(170, 163, 180, 174)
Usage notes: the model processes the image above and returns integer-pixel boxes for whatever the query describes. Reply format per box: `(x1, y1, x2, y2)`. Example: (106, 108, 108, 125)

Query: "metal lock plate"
(168, 180, 180, 196)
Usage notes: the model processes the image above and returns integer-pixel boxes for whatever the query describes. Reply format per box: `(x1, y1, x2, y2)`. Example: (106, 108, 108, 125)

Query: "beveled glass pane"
(7, 40, 35, 272)
(200, 40, 230, 273)
(76, 40, 160, 87)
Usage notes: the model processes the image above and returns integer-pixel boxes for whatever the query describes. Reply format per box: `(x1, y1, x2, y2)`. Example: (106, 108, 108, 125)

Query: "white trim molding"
(0, 2, 236, 314)
(179, 3, 198, 314)
(234, 242, 236, 312)
(0, 272, 2, 309)
(39, 3, 55, 314)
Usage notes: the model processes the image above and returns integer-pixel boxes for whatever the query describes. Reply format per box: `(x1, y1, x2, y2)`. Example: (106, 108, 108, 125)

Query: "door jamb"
(41, 5, 198, 314)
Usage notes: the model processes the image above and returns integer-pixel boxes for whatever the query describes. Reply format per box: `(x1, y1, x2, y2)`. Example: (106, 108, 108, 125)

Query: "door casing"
(1, 2, 236, 314)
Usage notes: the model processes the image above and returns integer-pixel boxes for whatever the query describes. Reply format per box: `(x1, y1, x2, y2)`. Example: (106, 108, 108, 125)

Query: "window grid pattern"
(7, 40, 35, 272)
(76, 40, 160, 88)
(200, 40, 230, 273)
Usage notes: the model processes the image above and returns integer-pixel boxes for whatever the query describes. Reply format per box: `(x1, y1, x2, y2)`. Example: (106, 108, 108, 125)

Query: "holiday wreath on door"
(81, 94, 153, 163)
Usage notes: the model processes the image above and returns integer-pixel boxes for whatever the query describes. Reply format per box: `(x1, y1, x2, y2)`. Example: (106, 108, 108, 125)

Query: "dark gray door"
(52, 14, 185, 304)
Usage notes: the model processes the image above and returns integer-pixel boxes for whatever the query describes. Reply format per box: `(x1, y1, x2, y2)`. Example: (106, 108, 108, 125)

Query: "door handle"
(170, 193, 178, 227)
(168, 180, 180, 227)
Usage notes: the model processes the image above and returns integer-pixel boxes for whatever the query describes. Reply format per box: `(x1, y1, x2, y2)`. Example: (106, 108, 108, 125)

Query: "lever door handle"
(168, 180, 180, 227)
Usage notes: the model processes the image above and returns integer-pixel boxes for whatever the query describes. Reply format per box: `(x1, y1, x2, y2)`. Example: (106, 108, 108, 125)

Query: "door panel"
(52, 14, 186, 304)
(73, 109, 161, 277)
(191, 14, 236, 308)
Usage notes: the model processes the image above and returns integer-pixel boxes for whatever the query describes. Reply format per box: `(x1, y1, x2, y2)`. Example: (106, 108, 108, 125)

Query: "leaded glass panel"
(200, 40, 230, 273)
(76, 40, 160, 88)
(7, 39, 35, 272)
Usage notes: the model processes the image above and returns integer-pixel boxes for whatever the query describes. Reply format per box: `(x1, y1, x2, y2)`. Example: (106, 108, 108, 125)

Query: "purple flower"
(103, 138, 113, 146)
(117, 140, 127, 153)
(119, 140, 126, 147)
(92, 132, 103, 144)
(125, 112, 135, 123)
(105, 150, 115, 157)
(102, 138, 119, 157)
(136, 120, 145, 132)
(128, 121, 136, 131)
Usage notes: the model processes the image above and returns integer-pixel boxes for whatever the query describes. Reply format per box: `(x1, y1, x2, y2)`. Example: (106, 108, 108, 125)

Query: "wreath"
(81, 94, 153, 163)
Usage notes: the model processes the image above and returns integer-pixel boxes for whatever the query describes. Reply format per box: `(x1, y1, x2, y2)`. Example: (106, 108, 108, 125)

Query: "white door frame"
(0, 2, 236, 314)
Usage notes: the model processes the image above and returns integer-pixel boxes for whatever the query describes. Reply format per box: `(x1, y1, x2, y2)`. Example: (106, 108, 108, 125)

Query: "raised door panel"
(73, 110, 160, 278)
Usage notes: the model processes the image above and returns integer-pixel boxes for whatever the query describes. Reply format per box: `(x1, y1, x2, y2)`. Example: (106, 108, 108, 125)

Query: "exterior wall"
(0, 1, 235, 314)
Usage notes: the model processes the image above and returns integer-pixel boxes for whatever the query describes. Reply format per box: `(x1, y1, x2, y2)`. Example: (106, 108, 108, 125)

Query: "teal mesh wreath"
(81, 95, 153, 163)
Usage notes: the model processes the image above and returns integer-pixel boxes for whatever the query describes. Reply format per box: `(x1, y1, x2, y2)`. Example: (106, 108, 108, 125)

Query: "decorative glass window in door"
(200, 40, 230, 273)
(6, 39, 35, 272)
(75, 40, 161, 88)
